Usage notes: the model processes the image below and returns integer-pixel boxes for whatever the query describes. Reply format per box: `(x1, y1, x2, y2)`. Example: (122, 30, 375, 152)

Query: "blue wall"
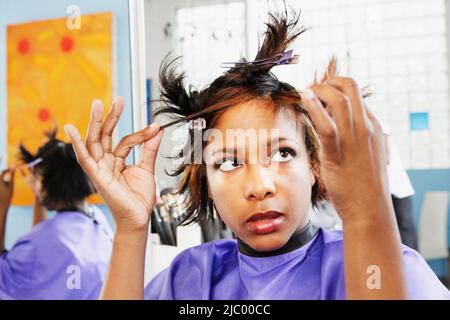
(408, 169, 450, 278)
(0, 0, 134, 248)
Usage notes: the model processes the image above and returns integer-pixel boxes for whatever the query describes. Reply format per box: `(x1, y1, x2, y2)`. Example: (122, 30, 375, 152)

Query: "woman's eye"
(219, 159, 241, 172)
(271, 148, 294, 163)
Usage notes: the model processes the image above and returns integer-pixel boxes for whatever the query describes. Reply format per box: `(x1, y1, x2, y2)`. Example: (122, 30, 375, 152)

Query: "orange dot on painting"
(38, 108, 51, 122)
(17, 39, 30, 54)
(60, 36, 74, 53)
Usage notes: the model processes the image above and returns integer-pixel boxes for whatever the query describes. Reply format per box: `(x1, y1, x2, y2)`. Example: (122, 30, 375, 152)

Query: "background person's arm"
(0, 169, 15, 254)
(301, 76, 407, 299)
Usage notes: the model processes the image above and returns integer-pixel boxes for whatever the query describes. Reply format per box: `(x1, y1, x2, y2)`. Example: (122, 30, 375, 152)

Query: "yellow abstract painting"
(7, 12, 113, 205)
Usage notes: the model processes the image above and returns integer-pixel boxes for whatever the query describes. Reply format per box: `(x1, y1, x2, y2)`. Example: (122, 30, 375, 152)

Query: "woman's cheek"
(207, 170, 231, 205)
(208, 171, 242, 225)
(278, 158, 315, 190)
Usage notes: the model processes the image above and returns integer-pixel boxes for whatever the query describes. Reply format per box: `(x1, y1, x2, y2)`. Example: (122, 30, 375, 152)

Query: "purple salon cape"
(0, 207, 113, 300)
(144, 228, 450, 300)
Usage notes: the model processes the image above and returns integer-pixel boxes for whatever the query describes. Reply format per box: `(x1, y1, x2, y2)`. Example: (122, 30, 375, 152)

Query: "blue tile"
(409, 112, 429, 131)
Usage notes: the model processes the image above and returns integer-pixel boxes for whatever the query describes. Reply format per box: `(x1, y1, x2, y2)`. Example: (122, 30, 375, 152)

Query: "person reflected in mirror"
(0, 130, 114, 299)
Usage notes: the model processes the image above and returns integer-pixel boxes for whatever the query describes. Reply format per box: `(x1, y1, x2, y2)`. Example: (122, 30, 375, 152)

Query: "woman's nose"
(244, 165, 276, 201)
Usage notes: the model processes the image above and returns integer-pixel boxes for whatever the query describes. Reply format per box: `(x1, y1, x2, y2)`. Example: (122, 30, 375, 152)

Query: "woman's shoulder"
(144, 239, 238, 299)
(315, 228, 441, 263)
(171, 230, 344, 267)
(319, 227, 344, 242)
(174, 239, 239, 266)
(16, 206, 111, 253)
(319, 228, 450, 299)
(316, 228, 344, 254)
(152, 230, 342, 283)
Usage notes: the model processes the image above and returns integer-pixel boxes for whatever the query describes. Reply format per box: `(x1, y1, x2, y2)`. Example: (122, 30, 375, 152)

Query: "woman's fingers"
(364, 106, 390, 170)
(112, 124, 162, 160)
(86, 100, 105, 161)
(326, 77, 369, 132)
(301, 89, 340, 160)
(310, 83, 354, 146)
(101, 97, 125, 153)
(317, 56, 338, 84)
(9, 169, 15, 188)
(64, 124, 98, 176)
(0, 170, 7, 184)
(138, 125, 163, 174)
(1, 168, 14, 185)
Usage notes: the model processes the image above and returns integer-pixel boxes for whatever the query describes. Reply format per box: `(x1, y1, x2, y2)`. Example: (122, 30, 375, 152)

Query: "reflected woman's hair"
(18, 129, 95, 210)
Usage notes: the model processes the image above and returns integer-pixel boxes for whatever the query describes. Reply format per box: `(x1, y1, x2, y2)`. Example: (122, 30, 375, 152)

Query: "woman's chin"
(244, 233, 290, 253)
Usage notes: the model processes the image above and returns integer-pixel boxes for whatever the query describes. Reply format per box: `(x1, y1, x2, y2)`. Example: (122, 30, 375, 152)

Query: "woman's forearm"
(342, 200, 407, 300)
(0, 206, 8, 253)
(99, 227, 148, 300)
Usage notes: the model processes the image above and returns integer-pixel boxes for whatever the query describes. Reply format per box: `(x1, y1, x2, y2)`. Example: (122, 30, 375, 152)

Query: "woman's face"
(205, 100, 315, 252)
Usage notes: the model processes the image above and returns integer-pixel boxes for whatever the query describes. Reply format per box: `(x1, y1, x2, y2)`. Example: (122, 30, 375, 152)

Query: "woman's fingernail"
(91, 99, 103, 114)
(303, 88, 315, 101)
(63, 125, 72, 137)
(90, 101, 97, 115)
(3, 172, 11, 183)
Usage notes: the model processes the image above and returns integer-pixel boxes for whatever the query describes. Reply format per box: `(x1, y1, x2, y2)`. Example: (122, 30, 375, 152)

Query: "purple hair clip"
(220, 50, 299, 69)
(26, 158, 43, 169)
(188, 118, 206, 130)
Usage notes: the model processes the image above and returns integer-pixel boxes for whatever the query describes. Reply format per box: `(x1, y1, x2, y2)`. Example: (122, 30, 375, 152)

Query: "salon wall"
(0, 0, 137, 248)
(408, 169, 450, 277)
(144, 0, 182, 190)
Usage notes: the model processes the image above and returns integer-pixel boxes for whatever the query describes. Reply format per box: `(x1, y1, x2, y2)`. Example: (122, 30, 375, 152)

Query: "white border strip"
(129, 0, 148, 163)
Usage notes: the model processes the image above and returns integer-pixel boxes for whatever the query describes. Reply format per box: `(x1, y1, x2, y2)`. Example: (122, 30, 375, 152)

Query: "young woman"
(0, 130, 113, 299)
(65, 13, 449, 300)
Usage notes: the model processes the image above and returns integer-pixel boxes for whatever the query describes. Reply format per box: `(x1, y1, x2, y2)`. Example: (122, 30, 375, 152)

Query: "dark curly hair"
(18, 129, 96, 210)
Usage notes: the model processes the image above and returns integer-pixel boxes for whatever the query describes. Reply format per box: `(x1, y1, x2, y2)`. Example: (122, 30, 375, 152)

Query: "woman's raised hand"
(302, 64, 407, 299)
(0, 168, 15, 212)
(64, 97, 163, 232)
(301, 76, 391, 224)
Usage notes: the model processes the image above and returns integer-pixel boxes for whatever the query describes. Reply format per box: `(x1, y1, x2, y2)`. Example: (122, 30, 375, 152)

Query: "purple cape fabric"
(0, 207, 113, 300)
(144, 228, 450, 300)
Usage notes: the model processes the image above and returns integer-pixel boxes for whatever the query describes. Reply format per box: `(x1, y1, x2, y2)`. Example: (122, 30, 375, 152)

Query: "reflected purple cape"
(0, 207, 113, 300)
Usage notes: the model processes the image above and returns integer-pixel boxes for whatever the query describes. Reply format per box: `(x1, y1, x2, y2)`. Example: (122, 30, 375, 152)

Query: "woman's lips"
(245, 211, 285, 235)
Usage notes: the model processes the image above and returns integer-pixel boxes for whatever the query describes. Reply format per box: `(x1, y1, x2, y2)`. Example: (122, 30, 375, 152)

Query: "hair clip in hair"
(160, 117, 206, 130)
(221, 50, 299, 69)
(188, 118, 206, 130)
(26, 158, 43, 169)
